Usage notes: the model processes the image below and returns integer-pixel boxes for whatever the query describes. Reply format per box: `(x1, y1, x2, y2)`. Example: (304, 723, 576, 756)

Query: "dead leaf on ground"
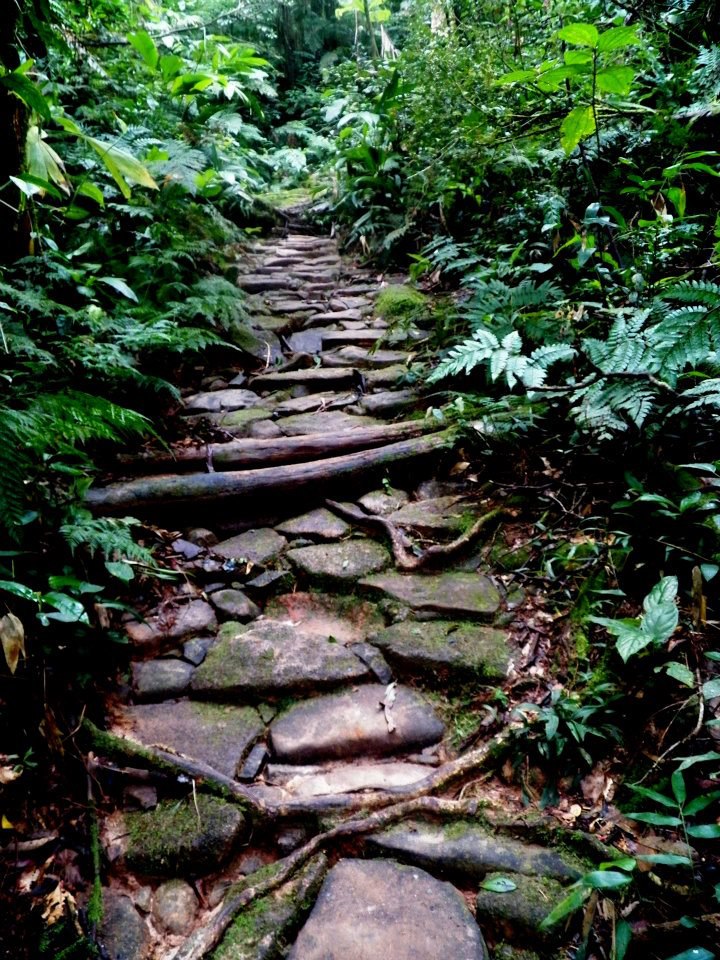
(1, 613, 26, 674)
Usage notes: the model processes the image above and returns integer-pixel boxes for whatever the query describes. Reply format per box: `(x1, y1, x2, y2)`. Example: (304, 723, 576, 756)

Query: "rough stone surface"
(98, 893, 149, 960)
(475, 873, 567, 938)
(369, 620, 510, 682)
(182, 636, 214, 665)
(125, 795, 245, 876)
(360, 572, 502, 620)
(357, 487, 410, 515)
(264, 592, 383, 644)
(214, 528, 288, 565)
(214, 854, 328, 960)
(265, 760, 430, 798)
(191, 620, 370, 698)
(152, 879, 197, 935)
(124, 600, 217, 655)
(210, 588, 261, 622)
(288, 859, 488, 960)
(387, 496, 476, 536)
(276, 508, 351, 541)
(270, 685, 444, 763)
(120, 700, 264, 778)
(132, 659, 194, 702)
(368, 821, 582, 883)
(287, 540, 390, 583)
(279, 411, 380, 436)
(184, 389, 261, 413)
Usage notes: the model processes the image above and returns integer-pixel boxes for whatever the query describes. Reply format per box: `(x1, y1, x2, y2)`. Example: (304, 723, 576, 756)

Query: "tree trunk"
(0, 0, 29, 263)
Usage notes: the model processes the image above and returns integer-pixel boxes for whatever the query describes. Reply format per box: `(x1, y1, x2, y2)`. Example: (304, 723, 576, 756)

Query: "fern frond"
(60, 513, 155, 565)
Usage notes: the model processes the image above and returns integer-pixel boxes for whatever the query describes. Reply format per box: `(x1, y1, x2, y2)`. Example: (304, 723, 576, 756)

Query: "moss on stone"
(125, 795, 245, 877)
(375, 284, 427, 321)
(475, 872, 567, 938)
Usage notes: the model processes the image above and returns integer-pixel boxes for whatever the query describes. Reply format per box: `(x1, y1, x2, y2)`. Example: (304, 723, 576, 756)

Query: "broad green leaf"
(686, 823, 720, 839)
(558, 23, 599, 47)
(616, 918, 633, 960)
(626, 811, 682, 827)
(539, 885, 588, 929)
(97, 277, 139, 302)
(560, 105, 595, 155)
(626, 784, 677, 808)
(684, 791, 720, 816)
(664, 661, 695, 687)
(672, 769, 687, 806)
(496, 69, 536, 85)
(128, 29, 159, 70)
(597, 25, 641, 52)
(10, 174, 63, 200)
(106, 561, 135, 582)
(25, 125, 70, 194)
(676, 751, 720, 771)
(665, 951, 715, 960)
(480, 876, 517, 892)
(0, 70, 51, 119)
(159, 54, 184, 80)
(84, 137, 158, 198)
(0, 580, 37, 602)
(615, 623, 653, 662)
(76, 182, 104, 206)
(636, 853, 693, 866)
(702, 678, 720, 700)
(48, 576, 103, 594)
(596, 66, 635, 95)
(581, 870, 633, 890)
(42, 592, 88, 624)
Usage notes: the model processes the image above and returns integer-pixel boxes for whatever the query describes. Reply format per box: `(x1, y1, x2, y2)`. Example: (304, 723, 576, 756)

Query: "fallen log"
(86, 431, 454, 514)
(116, 421, 434, 474)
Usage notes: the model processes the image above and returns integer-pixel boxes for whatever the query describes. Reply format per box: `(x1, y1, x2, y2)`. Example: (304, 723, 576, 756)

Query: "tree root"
(170, 795, 484, 960)
(326, 499, 505, 570)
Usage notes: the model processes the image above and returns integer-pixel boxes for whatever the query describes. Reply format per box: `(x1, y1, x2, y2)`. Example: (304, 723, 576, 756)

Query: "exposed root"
(326, 498, 505, 570)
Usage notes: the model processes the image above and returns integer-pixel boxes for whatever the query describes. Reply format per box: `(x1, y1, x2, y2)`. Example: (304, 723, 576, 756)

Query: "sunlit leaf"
(560, 105, 596, 155)
(1, 613, 25, 674)
(557, 23, 599, 47)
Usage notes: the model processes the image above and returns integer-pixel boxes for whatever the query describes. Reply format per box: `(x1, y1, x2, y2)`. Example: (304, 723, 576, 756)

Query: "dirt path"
(87, 228, 593, 960)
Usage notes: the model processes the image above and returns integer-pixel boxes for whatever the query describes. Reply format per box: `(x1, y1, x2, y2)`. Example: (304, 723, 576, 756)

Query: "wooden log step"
(115, 421, 434, 474)
(87, 432, 453, 513)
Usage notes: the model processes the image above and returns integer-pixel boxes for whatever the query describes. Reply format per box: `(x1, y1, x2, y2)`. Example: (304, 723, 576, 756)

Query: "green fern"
(60, 513, 155, 566)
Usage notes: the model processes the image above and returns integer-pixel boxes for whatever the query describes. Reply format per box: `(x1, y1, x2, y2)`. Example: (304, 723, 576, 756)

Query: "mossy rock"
(212, 853, 328, 959)
(125, 795, 246, 877)
(475, 872, 567, 942)
(375, 284, 427, 322)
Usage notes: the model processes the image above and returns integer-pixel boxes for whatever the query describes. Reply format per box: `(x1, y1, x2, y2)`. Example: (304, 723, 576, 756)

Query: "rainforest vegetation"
(4, 0, 720, 957)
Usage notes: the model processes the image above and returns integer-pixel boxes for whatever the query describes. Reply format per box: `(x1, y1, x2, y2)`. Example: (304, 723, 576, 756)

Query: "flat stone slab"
(191, 621, 370, 699)
(264, 593, 383, 644)
(98, 893, 149, 960)
(368, 821, 582, 882)
(124, 600, 217, 655)
(369, 620, 510, 682)
(213, 528, 287, 565)
(276, 508, 351, 541)
(120, 700, 264, 778)
(132, 659, 194, 701)
(251, 368, 360, 392)
(387, 496, 476, 535)
(239, 276, 301, 293)
(270, 685, 445, 762)
(287, 540, 390, 583)
(184, 388, 261, 414)
(265, 760, 430, 798)
(359, 390, 419, 416)
(273, 392, 354, 416)
(322, 347, 408, 369)
(360, 572, 502, 620)
(288, 859, 488, 960)
(279, 411, 381, 436)
(125, 795, 245, 876)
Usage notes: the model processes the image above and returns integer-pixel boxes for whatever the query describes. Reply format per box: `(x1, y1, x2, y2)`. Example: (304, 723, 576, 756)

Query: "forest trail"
(88, 225, 590, 960)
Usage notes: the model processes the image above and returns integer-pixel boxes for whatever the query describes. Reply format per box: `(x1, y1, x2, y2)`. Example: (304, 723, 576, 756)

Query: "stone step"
(239, 276, 302, 293)
(321, 347, 408, 369)
(288, 859, 488, 960)
(359, 571, 503, 620)
(190, 620, 371, 700)
(262, 759, 431, 798)
(269, 684, 445, 763)
(250, 367, 362, 392)
(356, 389, 420, 416)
